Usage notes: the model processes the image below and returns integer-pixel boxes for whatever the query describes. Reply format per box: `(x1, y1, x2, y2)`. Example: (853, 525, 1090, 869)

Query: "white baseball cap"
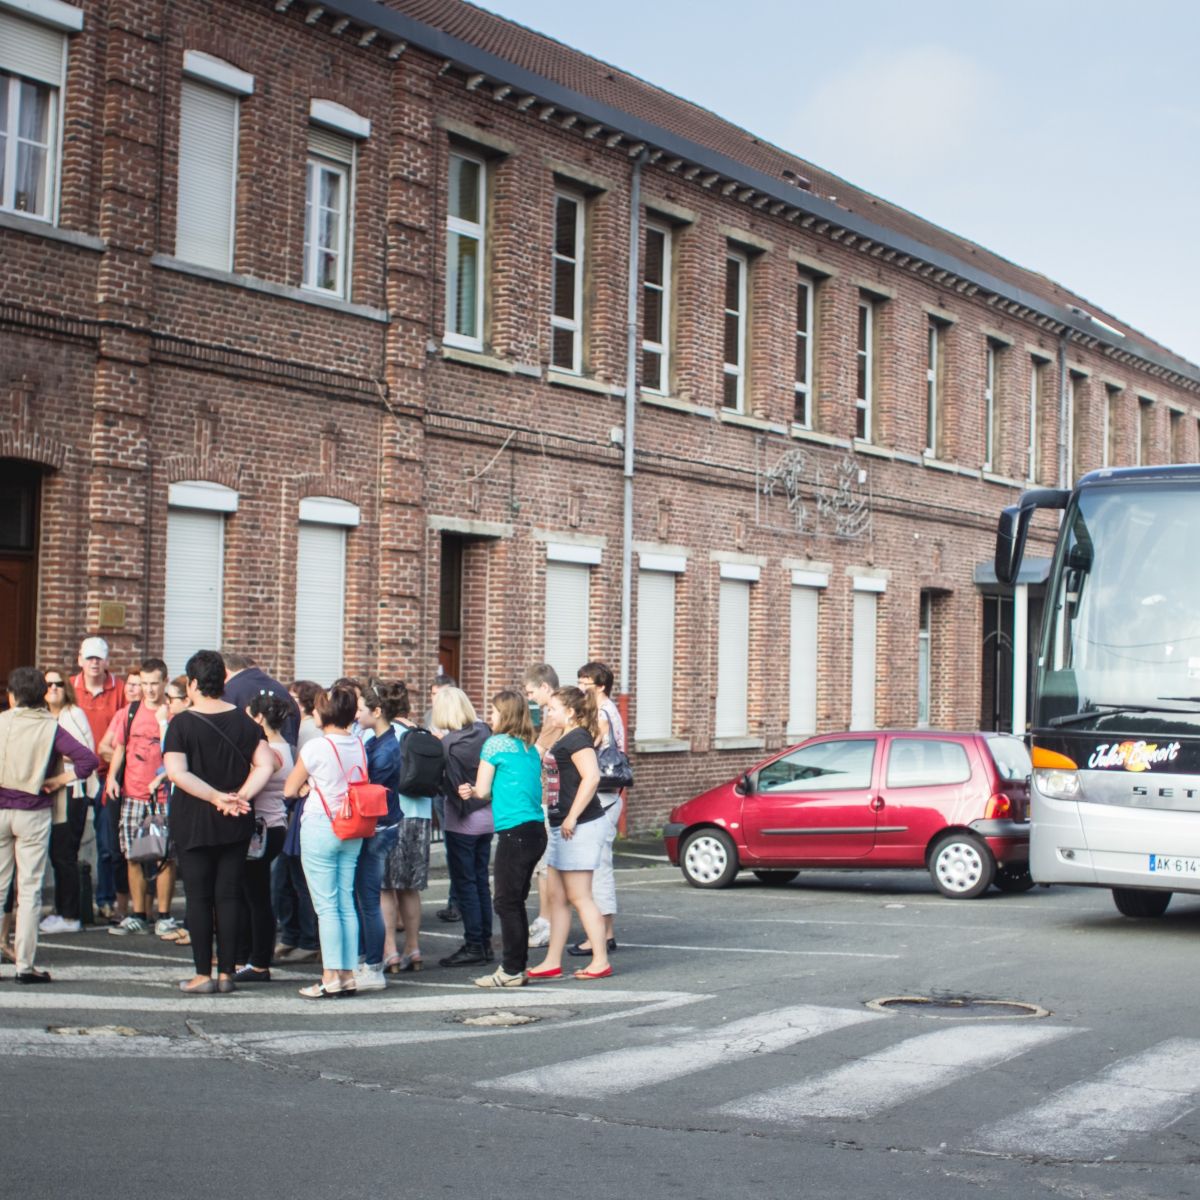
(80, 636, 110, 660)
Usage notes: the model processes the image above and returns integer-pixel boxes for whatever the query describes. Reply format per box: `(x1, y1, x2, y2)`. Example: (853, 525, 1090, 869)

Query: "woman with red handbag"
(282, 685, 366, 999)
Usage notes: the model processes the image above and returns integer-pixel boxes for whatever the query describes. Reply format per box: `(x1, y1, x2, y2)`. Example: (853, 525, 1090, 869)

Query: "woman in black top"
(163, 650, 275, 994)
(528, 686, 611, 982)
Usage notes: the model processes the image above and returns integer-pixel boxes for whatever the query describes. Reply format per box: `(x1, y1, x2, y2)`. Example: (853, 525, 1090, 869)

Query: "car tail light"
(985, 793, 1012, 820)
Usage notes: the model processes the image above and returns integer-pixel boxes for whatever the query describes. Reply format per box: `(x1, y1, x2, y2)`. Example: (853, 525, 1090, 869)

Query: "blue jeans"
(354, 822, 399, 967)
(272, 852, 318, 951)
(300, 822, 362, 971)
(93, 797, 117, 907)
(443, 830, 493, 946)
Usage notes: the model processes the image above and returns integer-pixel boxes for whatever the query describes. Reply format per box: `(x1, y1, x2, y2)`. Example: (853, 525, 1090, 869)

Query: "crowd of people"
(0, 636, 629, 995)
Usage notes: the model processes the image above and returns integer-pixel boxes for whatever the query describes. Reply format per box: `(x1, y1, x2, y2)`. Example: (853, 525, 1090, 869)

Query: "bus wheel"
(1111, 888, 1172, 918)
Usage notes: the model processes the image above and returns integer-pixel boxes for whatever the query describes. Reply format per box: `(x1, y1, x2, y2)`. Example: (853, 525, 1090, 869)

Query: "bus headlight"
(1035, 767, 1081, 800)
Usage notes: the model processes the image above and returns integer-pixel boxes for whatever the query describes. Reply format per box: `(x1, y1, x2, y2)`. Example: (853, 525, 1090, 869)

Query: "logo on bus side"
(1087, 741, 1182, 772)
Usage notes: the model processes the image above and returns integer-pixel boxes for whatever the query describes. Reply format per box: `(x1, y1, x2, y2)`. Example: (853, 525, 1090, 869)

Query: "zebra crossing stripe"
(972, 1037, 1200, 1160)
(479, 1004, 884, 1098)
(718, 1021, 1074, 1122)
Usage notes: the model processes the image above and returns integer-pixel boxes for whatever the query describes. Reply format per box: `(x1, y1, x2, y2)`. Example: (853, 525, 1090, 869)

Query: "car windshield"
(984, 735, 1031, 783)
(1038, 482, 1200, 731)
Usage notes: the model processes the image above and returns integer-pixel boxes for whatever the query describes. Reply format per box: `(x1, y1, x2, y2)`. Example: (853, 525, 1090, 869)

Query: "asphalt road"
(4, 846, 1198, 1200)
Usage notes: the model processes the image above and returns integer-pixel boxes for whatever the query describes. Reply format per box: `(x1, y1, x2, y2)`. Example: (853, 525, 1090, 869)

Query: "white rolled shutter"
(635, 570, 675, 740)
(294, 522, 346, 685)
(176, 79, 238, 269)
(164, 508, 224, 676)
(788, 585, 819, 737)
(0, 11, 66, 85)
(851, 591, 877, 731)
(543, 561, 590, 683)
(715, 578, 750, 737)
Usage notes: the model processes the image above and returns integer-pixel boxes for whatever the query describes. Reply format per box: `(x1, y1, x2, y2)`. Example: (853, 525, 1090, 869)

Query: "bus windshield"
(1038, 483, 1200, 728)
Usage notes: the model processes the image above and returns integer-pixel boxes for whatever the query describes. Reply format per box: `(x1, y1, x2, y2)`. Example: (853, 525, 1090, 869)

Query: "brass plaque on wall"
(98, 602, 126, 629)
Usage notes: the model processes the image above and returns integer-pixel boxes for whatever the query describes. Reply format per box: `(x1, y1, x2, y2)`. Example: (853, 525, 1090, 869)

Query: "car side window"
(756, 739, 876, 792)
(885, 738, 972, 788)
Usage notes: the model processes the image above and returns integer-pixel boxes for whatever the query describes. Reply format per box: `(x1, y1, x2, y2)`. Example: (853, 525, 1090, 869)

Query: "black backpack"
(112, 700, 140, 791)
(395, 726, 446, 798)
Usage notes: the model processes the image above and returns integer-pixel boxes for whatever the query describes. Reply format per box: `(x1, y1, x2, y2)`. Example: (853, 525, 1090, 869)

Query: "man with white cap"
(71, 636, 126, 922)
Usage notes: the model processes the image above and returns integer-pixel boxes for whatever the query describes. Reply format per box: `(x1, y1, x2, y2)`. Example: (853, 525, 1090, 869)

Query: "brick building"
(3, 0, 1199, 828)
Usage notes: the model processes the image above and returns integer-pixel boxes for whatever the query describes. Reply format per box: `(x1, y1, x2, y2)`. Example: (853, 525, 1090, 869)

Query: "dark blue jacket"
(366, 727, 403, 826)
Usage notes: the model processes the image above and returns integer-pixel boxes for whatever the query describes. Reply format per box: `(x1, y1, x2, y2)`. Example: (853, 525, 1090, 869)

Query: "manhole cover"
(456, 1010, 541, 1027)
(866, 996, 1049, 1020)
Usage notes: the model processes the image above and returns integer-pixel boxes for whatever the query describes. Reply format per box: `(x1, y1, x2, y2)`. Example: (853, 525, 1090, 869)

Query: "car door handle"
(869, 796, 884, 811)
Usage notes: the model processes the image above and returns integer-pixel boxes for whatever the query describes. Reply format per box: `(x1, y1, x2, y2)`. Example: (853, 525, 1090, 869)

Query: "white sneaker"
(354, 963, 387, 992)
(109, 915, 148, 936)
(39, 914, 81, 935)
(527, 917, 551, 948)
(154, 917, 180, 937)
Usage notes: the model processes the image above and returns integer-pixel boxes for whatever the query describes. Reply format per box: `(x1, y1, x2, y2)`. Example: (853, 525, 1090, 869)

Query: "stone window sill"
(640, 392, 716, 418)
(634, 738, 692, 754)
(713, 736, 766, 751)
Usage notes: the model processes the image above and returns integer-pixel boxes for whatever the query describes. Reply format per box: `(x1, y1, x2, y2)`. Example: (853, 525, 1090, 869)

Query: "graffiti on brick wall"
(755, 441, 872, 540)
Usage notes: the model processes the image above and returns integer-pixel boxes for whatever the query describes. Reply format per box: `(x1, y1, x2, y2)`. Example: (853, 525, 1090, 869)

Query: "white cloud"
(789, 46, 992, 186)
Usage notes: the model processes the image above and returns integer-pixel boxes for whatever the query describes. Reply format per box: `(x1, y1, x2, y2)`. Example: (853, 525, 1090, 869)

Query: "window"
(1170, 409, 1185, 464)
(551, 192, 585, 373)
(544, 559, 590, 683)
(1028, 358, 1044, 482)
(1066, 372, 1077, 483)
(636, 567, 677, 740)
(1103, 384, 1120, 467)
(303, 126, 352, 296)
(794, 274, 814, 427)
(917, 591, 932, 727)
(850, 583, 880, 731)
(0, 7, 72, 222)
(1137, 396, 1153, 466)
(715, 576, 751, 736)
(855, 299, 874, 440)
(722, 252, 748, 411)
(925, 320, 941, 455)
(642, 221, 671, 393)
(445, 150, 485, 349)
(885, 738, 971, 788)
(175, 55, 253, 270)
(294, 498, 359, 683)
(788, 578, 822, 737)
(163, 482, 238, 676)
(983, 342, 998, 471)
(757, 738, 875, 793)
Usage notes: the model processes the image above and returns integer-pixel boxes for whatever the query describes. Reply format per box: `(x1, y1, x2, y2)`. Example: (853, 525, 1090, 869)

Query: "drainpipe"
(1057, 331, 1069, 487)
(618, 152, 645, 834)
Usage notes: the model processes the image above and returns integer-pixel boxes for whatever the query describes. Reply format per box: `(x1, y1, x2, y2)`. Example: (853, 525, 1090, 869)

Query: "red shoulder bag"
(311, 737, 388, 840)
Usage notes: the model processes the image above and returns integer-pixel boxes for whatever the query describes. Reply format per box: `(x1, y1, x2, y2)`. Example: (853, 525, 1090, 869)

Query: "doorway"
(0, 460, 40, 692)
(438, 533, 463, 681)
(980, 594, 1014, 732)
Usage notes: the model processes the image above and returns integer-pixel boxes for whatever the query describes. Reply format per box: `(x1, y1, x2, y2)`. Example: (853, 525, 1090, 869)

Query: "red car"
(663, 730, 1032, 898)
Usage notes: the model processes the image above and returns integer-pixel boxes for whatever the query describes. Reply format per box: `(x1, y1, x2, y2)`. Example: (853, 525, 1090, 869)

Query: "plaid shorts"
(382, 817, 430, 891)
(118, 797, 170, 859)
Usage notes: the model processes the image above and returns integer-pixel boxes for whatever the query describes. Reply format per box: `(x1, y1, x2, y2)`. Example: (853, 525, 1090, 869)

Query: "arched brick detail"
(294, 473, 367, 510)
(159, 455, 242, 490)
(0, 429, 70, 472)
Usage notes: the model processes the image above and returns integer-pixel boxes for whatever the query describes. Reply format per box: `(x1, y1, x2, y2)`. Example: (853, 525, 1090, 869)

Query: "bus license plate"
(1148, 854, 1200, 876)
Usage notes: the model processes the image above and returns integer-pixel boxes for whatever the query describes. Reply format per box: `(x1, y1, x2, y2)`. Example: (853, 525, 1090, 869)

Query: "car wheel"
(930, 832, 996, 899)
(752, 870, 799, 886)
(993, 865, 1036, 893)
(1111, 887, 1172, 918)
(681, 829, 739, 889)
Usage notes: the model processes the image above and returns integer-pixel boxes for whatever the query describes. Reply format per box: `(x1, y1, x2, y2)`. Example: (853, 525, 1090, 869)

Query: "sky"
(480, 0, 1200, 366)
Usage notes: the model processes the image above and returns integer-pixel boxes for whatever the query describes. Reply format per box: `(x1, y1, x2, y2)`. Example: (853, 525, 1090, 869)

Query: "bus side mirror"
(995, 488, 1071, 584)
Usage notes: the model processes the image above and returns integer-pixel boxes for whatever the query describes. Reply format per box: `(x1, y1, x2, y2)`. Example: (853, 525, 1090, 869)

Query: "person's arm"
(459, 759, 496, 803)
(164, 751, 248, 817)
(98, 718, 118, 765)
(42, 727, 101, 793)
(596, 708, 612, 748)
(104, 744, 125, 802)
(235, 740, 277, 802)
(561, 745, 601, 839)
(282, 755, 311, 800)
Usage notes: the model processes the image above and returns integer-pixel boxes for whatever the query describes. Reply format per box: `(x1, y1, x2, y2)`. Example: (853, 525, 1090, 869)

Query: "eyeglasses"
(168, 694, 186, 703)
(45, 681, 64, 688)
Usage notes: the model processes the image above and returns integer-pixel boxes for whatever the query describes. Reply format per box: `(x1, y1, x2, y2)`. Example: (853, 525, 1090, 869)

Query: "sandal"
(573, 965, 613, 980)
(385, 951, 422, 974)
(299, 982, 345, 1000)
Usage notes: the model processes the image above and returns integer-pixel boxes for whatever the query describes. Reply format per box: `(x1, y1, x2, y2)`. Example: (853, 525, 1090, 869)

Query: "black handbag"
(597, 738, 633, 791)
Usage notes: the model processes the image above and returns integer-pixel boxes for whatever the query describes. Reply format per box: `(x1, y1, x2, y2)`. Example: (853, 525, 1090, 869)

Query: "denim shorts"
(546, 816, 606, 872)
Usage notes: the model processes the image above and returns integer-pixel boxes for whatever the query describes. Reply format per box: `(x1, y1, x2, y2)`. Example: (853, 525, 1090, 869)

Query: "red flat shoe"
(526, 965, 563, 980)
(573, 965, 613, 980)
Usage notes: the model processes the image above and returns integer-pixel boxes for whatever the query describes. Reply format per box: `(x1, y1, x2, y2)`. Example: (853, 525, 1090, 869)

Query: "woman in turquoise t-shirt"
(458, 690, 545, 987)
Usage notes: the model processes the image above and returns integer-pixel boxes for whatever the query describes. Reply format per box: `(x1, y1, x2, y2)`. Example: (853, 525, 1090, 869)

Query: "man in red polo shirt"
(71, 636, 126, 921)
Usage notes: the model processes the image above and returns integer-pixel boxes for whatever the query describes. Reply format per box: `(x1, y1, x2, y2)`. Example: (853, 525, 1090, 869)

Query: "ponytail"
(552, 685, 600, 742)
